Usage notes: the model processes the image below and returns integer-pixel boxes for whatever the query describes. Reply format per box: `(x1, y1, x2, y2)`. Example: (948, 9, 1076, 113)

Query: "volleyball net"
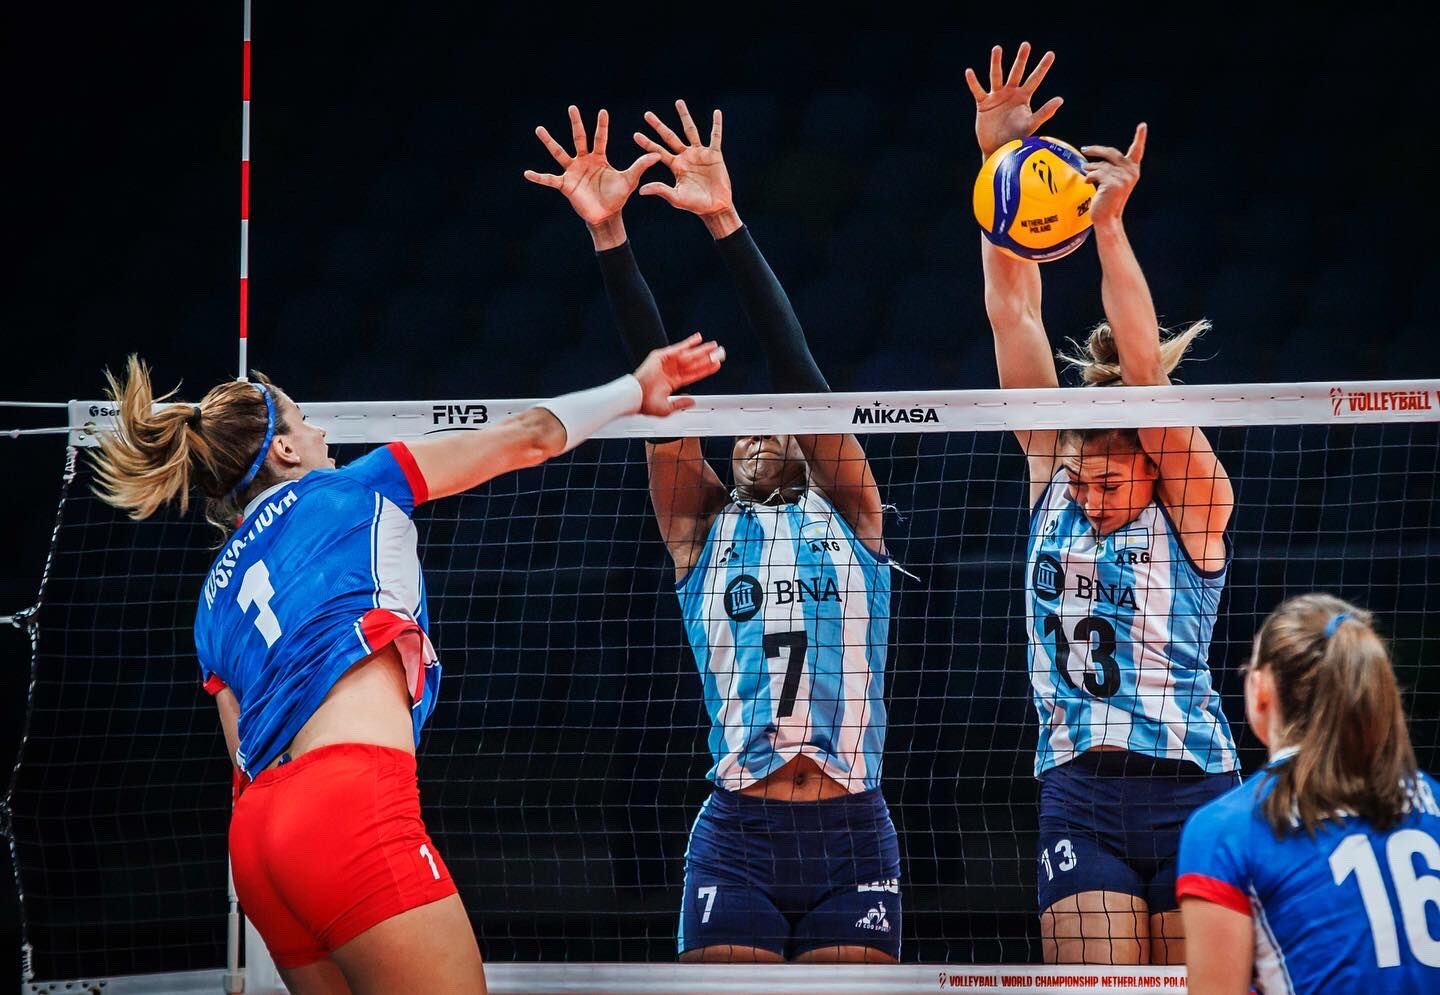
(7, 381, 1439, 993)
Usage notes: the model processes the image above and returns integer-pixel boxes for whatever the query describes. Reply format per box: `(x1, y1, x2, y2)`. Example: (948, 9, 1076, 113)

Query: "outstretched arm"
(406, 335, 724, 501)
(636, 100, 882, 554)
(1084, 125, 1233, 570)
(524, 105, 728, 572)
(966, 43, 1066, 503)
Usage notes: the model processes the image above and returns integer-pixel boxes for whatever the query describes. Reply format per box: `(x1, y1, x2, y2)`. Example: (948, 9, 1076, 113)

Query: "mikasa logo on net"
(852, 400, 939, 425)
(1329, 386, 1435, 416)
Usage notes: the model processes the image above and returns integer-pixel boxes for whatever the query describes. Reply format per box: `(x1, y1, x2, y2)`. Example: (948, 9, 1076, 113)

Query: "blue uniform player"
(93, 341, 722, 993)
(1179, 595, 1440, 994)
(528, 101, 900, 963)
(969, 45, 1240, 964)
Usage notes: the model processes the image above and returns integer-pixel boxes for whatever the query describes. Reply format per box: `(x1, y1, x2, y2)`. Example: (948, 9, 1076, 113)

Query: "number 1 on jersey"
(237, 560, 283, 647)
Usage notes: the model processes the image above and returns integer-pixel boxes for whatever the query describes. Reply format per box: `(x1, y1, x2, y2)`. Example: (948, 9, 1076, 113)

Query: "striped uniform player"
(526, 101, 900, 963)
(91, 339, 721, 995)
(1179, 595, 1440, 994)
(969, 45, 1239, 964)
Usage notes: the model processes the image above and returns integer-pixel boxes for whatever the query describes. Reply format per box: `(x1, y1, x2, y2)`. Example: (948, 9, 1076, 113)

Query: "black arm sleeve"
(596, 240, 671, 366)
(713, 225, 829, 393)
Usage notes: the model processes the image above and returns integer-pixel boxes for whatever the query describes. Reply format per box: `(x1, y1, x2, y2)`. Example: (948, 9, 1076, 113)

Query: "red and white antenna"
(237, 0, 252, 381)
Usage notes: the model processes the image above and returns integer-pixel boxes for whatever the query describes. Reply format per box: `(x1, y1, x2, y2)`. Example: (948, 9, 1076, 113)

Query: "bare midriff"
(738, 754, 853, 802)
(264, 643, 416, 771)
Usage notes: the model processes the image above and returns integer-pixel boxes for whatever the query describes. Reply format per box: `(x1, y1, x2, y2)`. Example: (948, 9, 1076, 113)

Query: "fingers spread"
(1022, 50, 1056, 95)
(639, 181, 681, 206)
(988, 45, 1004, 90)
(535, 125, 572, 167)
(1006, 41, 1031, 87)
(1082, 145, 1126, 166)
(710, 108, 723, 149)
(676, 99, 702, 146)
(964, 67, 988, 102)
(522, 169, 562, 189)
(567, 104, 588, 156)
(1127, 122, 1148, 163)
(668, 395, 697, 412)
(645, 110, 688, 154)
(1030, 95, 1063, 132)
(633, 132, 675, 165)
(622, 152, 662, 181)
(594, 108, 609, 157)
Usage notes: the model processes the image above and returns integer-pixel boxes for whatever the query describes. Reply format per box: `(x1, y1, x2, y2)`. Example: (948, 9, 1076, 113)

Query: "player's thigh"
(1148, 909, 1185, 966)
(1041, 890, 1149, 965)
(792, 945, 898, 964)
(330, 893, 486, 995)
(277, 958, 352, 995)
(679, 944, 785, 963)
(679, 871, 789, 960)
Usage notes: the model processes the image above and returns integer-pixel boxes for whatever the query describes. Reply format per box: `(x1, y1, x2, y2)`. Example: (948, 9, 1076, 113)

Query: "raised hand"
(634, 100, 735, 220)
(1082, 123, 1147, 225)
(964, 42, 1064, 159)
(524, 105, 660, 228)
(633, 332, 726, 417)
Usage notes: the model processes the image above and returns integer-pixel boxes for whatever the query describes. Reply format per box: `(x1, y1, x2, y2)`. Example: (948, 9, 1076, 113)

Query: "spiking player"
(968, 44, 1240, 965)
(526, 103, 899, 963)
(91, 341, 721, 995)
(1179, 595, 1440, 994)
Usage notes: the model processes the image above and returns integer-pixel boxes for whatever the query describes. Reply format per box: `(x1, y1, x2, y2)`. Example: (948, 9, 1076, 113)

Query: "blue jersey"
(193, 443, 439, 776)
(677, 490, 890, 792)
(1025, 469, 1238, 776)
(1178, 753, 1440, 994)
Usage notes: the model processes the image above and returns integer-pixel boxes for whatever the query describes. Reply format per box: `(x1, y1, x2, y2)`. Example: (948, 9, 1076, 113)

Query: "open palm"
(524, 106, 659, 226)
(634, 100, 733, 216)
(964, 42, 1064, 159)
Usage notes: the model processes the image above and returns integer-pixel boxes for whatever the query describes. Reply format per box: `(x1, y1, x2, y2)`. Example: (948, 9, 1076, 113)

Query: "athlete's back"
(1179, 758, 1440, 993)
(194, 443, 436, 775)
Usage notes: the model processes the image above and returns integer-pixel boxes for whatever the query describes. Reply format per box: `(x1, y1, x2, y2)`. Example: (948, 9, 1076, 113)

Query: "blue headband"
(1323, 612, 1351, 639)
(229, 383, 276, 501)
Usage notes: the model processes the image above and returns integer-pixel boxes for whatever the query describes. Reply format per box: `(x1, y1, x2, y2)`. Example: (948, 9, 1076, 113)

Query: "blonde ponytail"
(90, 356, 287, 532)
(1058, 319, 1210, 387)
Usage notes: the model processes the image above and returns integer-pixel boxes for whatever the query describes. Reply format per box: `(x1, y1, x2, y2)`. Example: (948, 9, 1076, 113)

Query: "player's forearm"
(1094, 219, 1165, 385)
(587, 215, 627, 252)
(981, 237, 1043, 331)
(596, 240, 671, 366)
(713, 225, 828, 393)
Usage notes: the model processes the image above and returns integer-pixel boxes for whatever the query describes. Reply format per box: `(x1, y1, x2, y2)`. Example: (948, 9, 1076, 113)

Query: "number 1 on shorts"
(419, 843, 440, 881)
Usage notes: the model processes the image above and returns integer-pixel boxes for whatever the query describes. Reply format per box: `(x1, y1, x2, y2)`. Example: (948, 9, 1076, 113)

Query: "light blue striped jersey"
(1025, 469, 1238, 776)
(677, 490, 890, 793)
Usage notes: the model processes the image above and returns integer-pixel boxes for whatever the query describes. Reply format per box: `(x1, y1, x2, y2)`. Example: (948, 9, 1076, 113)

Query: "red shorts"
(229, 743, 457, 968)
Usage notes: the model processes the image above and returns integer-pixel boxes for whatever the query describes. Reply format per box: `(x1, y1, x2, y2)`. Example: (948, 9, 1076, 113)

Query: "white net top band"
(66, 380, 1440, 446)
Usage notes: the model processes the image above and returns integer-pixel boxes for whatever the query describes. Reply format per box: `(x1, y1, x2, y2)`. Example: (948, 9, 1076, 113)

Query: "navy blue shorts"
(1037, 751, 1238, 913)
(679, 787, 901, 960)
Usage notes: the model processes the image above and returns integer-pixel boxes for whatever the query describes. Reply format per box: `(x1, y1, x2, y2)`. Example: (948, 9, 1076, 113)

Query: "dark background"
(4, 3, 1439, 985)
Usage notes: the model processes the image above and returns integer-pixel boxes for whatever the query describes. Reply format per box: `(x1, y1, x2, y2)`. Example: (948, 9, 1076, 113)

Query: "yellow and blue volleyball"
(973, 136, 1093, 262)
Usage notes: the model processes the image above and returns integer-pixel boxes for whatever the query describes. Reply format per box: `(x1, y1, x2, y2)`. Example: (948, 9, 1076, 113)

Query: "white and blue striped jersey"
(677, 490, 889, 793)
(1025, 469, 1238, 776)
(1178, 755, 1440, 994)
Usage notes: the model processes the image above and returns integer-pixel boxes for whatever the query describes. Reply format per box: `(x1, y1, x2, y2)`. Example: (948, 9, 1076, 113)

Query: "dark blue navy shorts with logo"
(1036, 751, 1238, 913)
(679, 786, 902, 959)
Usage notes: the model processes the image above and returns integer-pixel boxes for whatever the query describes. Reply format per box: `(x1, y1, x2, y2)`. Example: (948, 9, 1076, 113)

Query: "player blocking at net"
(967, 44, 1241, 965)
(1178, 595, 1440, 994)
(526, 103, 899, 963)
(89, 339, 723, 995)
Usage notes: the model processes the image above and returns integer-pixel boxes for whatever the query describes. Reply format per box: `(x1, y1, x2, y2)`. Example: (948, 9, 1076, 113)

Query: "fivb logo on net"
(1330, 385, 1436, 416)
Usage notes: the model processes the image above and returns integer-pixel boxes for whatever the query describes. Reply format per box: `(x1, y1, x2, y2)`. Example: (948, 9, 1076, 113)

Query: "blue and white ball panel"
(1025, 469, 1238, 776)
(1178, 761, 1440, 993)
(677, 490, 890, 793)
(194, 443, 438, 775)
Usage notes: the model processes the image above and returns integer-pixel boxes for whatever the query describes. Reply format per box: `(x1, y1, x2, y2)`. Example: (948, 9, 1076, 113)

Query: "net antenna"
(237, 0, 252, 382)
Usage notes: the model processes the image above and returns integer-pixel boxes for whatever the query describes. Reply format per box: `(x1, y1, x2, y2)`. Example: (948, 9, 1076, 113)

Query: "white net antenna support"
(66, 379, 1440, 446)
